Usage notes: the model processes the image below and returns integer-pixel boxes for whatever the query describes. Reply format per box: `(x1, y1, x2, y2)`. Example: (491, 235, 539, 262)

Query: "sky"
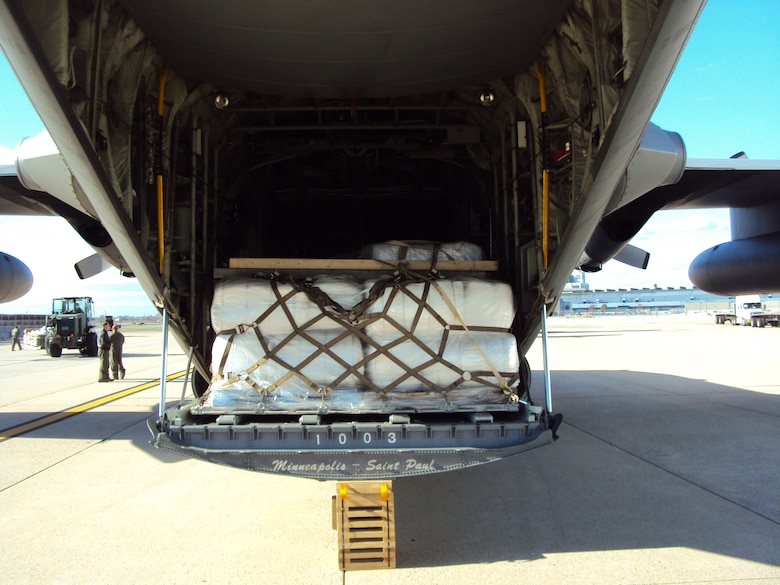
(1, 0, 779, 314)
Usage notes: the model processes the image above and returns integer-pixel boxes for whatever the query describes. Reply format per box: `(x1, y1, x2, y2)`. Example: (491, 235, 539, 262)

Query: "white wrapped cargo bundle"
(462, 279, 515, 327)
(206, 329, 366, 410)
(363, 278, 515, 336)
(211, 275, 363, 334)
(364, 331, 519, 392)
(361, 240, 484, 261)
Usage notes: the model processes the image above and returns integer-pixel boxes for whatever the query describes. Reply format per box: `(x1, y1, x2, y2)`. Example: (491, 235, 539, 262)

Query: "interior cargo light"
(214, 94, 230, 109)
(479, 90, 495, 106)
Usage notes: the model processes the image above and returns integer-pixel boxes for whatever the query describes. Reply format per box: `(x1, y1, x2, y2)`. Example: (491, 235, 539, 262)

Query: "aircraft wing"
(658, 159, 780, 211)
(0, 0, 710, 477)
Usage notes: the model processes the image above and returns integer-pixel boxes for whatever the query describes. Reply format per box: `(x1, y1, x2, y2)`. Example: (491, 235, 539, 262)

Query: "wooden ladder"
(333, 481, 396, 571)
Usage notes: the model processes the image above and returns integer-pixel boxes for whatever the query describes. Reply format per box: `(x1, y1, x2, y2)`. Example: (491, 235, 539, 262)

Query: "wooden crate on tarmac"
(332, 481, 396, 570)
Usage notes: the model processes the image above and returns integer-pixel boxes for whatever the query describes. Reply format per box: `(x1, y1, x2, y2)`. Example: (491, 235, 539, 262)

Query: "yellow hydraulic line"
(156, 65, 167, 274)
(536, 59, 548, 114)
(536, 59, 550, 270)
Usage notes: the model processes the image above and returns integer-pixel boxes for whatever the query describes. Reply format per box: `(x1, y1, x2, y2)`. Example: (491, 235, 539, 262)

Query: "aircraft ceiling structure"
(118, 0, 571, 99)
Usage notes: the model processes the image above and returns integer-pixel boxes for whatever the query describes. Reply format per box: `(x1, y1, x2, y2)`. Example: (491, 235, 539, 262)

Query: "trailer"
(749, 313, 780, 328)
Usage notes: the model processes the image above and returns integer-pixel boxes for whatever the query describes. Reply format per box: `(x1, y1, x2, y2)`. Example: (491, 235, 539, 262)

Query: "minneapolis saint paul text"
(271, 458, 437, 475)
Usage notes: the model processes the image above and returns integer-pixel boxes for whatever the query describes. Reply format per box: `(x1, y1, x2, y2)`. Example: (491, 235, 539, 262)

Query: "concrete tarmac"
(0, 316, 778, 584)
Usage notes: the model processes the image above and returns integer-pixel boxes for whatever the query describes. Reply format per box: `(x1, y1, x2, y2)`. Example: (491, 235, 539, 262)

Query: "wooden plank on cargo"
(228, 257, 498, 271)
(333, 481, 396, 571)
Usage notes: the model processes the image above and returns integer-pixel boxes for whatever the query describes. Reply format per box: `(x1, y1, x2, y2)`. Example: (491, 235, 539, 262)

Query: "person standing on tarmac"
(110, 323, 125, 380)
(98, 321, 112, 382)
(11, 325, 23, 351)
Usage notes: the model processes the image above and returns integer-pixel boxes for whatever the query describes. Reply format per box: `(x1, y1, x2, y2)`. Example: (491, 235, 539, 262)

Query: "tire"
(49, 342, 62, 358)
(85, 332, 98, 357)
(518, 356, 532, 402)
(192, 370, 210, 398)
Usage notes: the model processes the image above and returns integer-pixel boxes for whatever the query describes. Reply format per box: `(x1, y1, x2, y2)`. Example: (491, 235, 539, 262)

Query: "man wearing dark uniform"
(98, 321, 112, 382)
(110, 324, 125, 380)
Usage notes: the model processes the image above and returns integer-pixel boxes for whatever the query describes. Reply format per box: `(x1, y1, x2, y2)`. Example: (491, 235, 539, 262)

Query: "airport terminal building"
(559, 271, 778, 316)
(0, 314, 48, 340)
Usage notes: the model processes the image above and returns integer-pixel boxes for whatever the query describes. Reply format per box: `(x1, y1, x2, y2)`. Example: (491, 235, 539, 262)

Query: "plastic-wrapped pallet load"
(201, 241, 523, 414)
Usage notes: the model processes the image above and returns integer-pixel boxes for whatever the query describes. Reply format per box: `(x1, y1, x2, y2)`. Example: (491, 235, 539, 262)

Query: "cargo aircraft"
(1, 0, 779, 479)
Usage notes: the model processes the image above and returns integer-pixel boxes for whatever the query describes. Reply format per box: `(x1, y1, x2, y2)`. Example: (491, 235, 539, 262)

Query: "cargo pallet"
(333, 481, 396, 570)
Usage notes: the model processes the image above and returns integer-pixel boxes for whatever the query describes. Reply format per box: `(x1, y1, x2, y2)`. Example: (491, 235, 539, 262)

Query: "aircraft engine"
(0, 252, 33, 303)
(689, 201, 780, 295)
(14, 131, 82, 212)
(688, 231, 780, 295)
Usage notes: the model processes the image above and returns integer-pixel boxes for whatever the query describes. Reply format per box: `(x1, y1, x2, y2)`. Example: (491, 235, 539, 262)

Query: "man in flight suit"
(110, 323, 125, 380)
(98, 321, 112, 382)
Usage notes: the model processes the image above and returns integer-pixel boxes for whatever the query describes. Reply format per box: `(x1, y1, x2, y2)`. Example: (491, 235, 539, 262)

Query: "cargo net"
(198, 244, 521, 414)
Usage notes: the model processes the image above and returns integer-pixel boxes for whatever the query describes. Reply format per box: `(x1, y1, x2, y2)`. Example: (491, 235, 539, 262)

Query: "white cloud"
(0, 144, 14, 164)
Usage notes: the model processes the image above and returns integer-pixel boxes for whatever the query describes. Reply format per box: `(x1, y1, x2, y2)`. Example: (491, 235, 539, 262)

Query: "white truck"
(735, 295, 763, 325)
(715, 295, 779, 327)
